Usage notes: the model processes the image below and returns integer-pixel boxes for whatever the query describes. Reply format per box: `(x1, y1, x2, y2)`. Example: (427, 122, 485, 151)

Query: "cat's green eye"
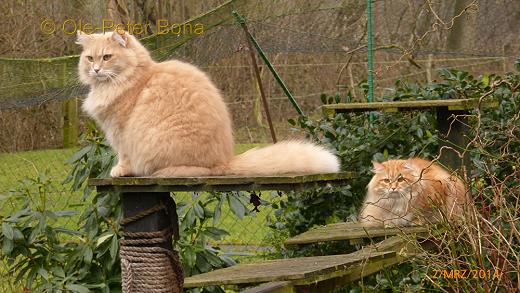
(103, 54, 112, 61)
(86, 56, 93, 62)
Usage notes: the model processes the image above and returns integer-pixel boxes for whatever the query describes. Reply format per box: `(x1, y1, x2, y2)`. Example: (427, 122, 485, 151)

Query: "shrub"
(1, 121, 251, 293)
(272, 65, 520, 291)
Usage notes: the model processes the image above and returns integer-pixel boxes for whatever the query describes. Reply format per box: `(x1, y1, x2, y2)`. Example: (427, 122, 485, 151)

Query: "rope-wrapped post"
(120, 192, 183, 293)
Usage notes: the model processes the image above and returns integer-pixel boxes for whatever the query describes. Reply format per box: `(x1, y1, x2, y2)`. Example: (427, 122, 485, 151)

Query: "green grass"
(0, 147, 78, 193)
(0, 144, 274, 247)
(0, 144, 281, 291)
(0, 148, 84, 228)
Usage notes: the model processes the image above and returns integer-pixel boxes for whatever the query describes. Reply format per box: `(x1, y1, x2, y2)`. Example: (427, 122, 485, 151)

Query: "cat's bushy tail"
(220, 140, 340, 175)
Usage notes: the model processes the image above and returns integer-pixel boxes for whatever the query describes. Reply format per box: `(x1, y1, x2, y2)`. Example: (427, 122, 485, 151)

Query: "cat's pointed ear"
(112, 29, 129, 48)
(75, 30, 91, 46)
(404, 160, 421, 176)
(404, 158, 423, 171)
(372, 161, 384, 173)
(404, 161, 414, 171)
(403, 158, 433, 177)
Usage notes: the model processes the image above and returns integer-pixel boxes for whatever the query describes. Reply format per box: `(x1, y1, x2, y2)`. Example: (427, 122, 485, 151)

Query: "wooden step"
(184, 251, 394, 288)
(188, 236, 421, 292)
(284, 222, 428, 246)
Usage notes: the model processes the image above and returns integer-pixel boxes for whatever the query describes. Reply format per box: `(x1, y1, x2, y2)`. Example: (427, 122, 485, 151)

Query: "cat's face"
(370, 160, 419, 199)
(76, 30, 138, 85)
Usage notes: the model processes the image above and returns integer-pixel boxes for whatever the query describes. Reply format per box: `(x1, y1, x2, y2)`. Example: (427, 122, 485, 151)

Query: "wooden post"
(121, 192, 183, 292)
(436, 108, 470, 175)
(122, 192, 173, 248)
(62, 98, 78, 148)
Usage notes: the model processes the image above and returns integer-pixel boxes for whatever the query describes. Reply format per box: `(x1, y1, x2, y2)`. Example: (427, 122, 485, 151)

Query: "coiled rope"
(120, 197, 183, 293)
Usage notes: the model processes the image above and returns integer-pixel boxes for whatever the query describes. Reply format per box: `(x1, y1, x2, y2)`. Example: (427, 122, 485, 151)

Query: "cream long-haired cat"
(76, 30, 339, 177)
(359, 158, 467, 227)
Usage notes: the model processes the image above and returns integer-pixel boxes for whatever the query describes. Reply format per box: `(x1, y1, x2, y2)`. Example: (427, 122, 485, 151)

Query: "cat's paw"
(110, 165, 130, 177)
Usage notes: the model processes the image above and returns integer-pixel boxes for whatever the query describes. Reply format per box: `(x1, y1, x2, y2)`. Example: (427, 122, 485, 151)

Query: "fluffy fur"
(359, 158, 468, 227)
(77, 30, 340, 177)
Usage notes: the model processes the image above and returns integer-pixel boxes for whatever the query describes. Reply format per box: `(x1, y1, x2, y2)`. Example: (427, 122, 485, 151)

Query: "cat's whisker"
(107, 71, 125, 85)
(104, 72, 116, 82)
(104, 71, 125, 86)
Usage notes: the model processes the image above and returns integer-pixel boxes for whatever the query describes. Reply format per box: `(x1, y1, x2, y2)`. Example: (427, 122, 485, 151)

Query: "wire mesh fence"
(2, 0, 519, 148)
(1, 0, 519, 290)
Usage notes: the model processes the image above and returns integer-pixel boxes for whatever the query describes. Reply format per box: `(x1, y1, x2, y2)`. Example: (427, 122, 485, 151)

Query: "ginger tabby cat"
(359, 158, 468, 227)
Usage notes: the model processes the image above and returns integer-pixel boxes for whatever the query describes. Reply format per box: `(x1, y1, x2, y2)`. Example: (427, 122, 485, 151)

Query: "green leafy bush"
(0, 175, 121, 293)
(65, 126, 260, 293)
(276, 94, 439, 240)
(1, 122, 121, 292)
(1, 120, 257, 293)
(1, 65, 518, 292)
(273, 66, 519, 291)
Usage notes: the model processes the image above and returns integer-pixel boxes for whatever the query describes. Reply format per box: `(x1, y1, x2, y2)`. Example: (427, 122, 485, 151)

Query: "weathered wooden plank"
(183, 251, 394, 288)
(284, 222, 428, 246)
(295, 252, 403, 292)
(352, 235, 425, 258)
(88, 172, 356, 192)
(240, 236, 421, 292)
(241, 281, 295, 293)
(90, 172, 354, 186)
(294, 236, 425, 292)
(322, 98, 498, 114)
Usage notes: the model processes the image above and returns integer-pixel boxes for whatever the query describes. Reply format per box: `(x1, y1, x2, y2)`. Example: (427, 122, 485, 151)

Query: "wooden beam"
(295, 253, 403, 292)
(183, 251, 394, 288)
(241, 281, 295, 293)
(292, 235, 423, 292)
(62, 97, 78, 148)
(284, 222, 428, 246)
(88, 172, 356, 193)
(185, 236, 425, 292)
(322, 98, 498, 114)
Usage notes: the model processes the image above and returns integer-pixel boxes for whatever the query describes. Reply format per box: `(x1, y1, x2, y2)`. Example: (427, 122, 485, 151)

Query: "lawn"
(0, 144, 275, 248)
(0, 144, 282, 292)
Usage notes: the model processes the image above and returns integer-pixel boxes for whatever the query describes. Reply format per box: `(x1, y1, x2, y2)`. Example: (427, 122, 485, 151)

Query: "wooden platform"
(185, 233, 424, 292)
(184, 251, 394, 288)
(88, 172, 355, 192)
(322, 98, 498, 115)
(284, 222, 428, 246)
